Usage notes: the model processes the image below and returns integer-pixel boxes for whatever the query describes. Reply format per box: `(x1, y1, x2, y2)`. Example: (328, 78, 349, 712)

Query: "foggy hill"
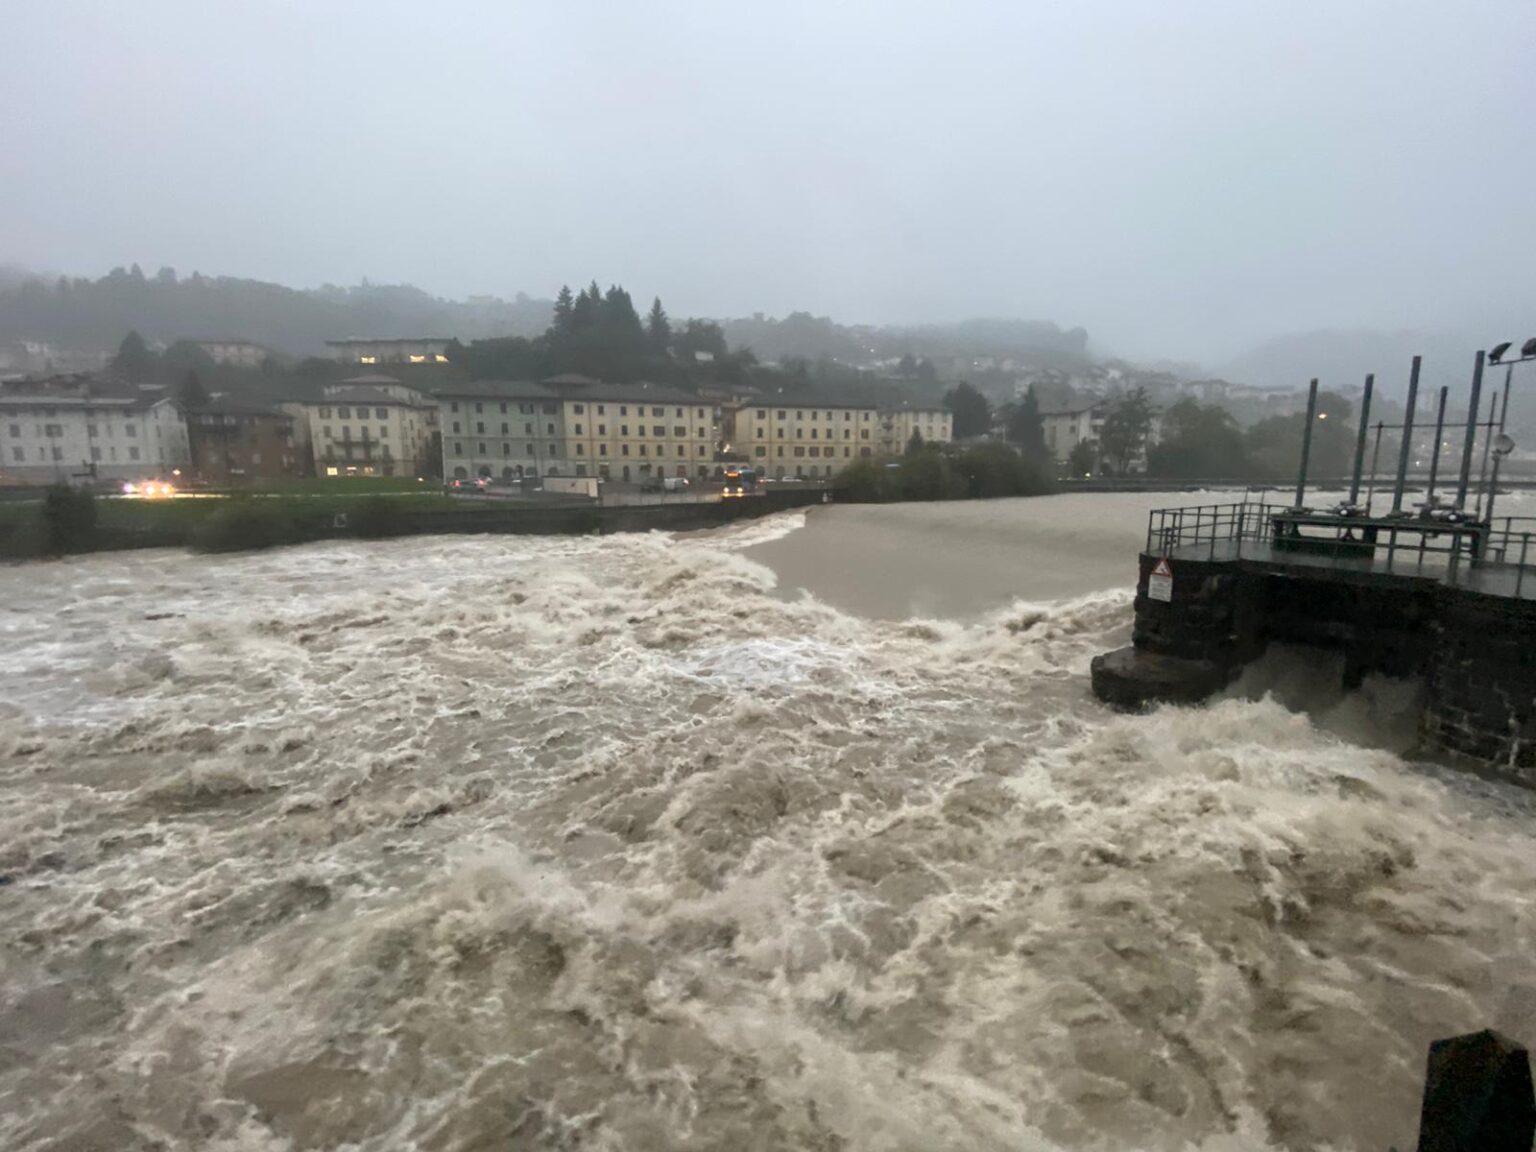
(0, 266, 553, 357)
(1218, 328, 1486, 397)
(720, 312, 1090, 368)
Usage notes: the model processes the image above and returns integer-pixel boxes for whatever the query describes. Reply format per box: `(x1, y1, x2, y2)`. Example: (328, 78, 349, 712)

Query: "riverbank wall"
(1, 488, 828, 561)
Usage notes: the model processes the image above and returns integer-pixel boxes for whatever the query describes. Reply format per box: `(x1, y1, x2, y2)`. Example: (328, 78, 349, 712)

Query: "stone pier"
(1091, 547, 1536, 787)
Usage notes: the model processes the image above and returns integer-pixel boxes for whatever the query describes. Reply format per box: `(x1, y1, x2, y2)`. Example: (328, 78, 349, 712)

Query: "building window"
(777, 447, 784, 457)
(652, 425, 664, 436)
(478, 442, 486, 454)
(527, 443, 535, 455)
(673, 426, 685, 437)
(597, 424, 606, 435)
(808, 447, 819, 457)
(503, 443, 511, 456)
(542, 403, 556, 414)
(475, 402, 483, 414)
(476, 421, 485, 434)
(619, 405, 628, 416)
(319, 407, 332, 418)
(844, 447, 851, 457)
(777, 410, 786, 419)
(90, 447, 101, 461)
(337, 407, 350, 419)
(499, 402, 508, 414)
(599, 444, 607, 456)
(576, 444, 585, 455)
(51, 446, 63, 461)
(501, 423, 509, 434)
(754, 446, 766, 457)
(450, 402, 460, 413)
(525, 423, 533, 434)
(623, 425, 632, 436)
(810, 429, 818, 440)
(860, 430, 869, 440)
(697, 445, 706, 456)
(652, 407, 664, 417)
(860, 447, 872, 457)
(574, 423, 583, 435)
(453, 441, 462, 454)
(452, 421, 461, 434)
(86, 423, 98, 437)
(376, 407, 388, 419)
(638, 445, 647, 456)
(10, 447, 21, 462)
(519, 403, 532, 414)
(546, 424, 555, 435)
(677, 446, 685, 457)
(549, 443, 559, 456)
(573, 403, 585, 415)
(621, 445, 629, 456)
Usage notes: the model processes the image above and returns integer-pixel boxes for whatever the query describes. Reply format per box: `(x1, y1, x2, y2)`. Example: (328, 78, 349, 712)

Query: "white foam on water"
(1, 510, 1532, 1152)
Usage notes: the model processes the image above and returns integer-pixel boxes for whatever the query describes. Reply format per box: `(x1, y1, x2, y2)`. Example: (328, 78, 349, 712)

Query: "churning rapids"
(2, 493, 1535, 1152)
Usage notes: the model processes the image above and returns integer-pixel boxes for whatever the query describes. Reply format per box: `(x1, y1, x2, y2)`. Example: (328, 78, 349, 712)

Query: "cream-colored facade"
(880, 407, 954, 455)
(727, 401, 953, 478)
(307, 384, 436, 477)
(438, 381, 719, 482)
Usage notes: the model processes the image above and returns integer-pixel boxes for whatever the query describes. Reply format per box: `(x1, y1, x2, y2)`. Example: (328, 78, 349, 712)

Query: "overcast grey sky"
(3, 0, 1533, 361)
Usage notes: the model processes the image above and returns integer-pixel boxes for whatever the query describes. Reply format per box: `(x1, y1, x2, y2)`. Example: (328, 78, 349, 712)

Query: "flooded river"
(2, 493, 1533, 1151)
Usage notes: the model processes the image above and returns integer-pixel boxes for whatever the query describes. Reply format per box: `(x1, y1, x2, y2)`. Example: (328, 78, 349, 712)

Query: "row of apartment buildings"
(435, 376, 953, 482)
(0, 373, 953, 486)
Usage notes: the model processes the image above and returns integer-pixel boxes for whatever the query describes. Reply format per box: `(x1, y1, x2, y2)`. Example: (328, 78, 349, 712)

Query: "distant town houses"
(192, 339, 270, 368)
(325, 338, 452, 365)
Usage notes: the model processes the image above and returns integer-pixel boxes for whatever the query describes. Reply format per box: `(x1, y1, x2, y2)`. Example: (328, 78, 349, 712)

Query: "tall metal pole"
(1365, 421, 1384, 510)
(1348, 373, 1374, 506)
(1455, 350, 1486, 509)
(1425, 385, 1449, 504)
(1485, 366, 1514, 524)
(1392, 355, 1421, 513)
(1475, 388, 1501, 520)
(1294, 378, 1319, 508)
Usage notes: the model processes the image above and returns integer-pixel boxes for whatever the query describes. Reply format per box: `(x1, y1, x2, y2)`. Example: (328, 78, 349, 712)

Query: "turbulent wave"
(1, 514, 1533, 1152)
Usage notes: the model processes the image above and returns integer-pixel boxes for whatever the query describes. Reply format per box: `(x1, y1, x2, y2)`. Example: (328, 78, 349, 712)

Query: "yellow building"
(438, 378, 719, 483)
(725, 400, 954, 478)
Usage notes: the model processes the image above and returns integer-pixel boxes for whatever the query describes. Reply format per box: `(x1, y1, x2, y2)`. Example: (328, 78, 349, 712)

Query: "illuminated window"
(359, 356, 377, 365)
(408, 354, 427, 363)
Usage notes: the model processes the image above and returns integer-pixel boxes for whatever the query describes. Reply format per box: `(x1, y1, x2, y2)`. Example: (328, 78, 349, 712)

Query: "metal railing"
(1145, 501, 1536, 599)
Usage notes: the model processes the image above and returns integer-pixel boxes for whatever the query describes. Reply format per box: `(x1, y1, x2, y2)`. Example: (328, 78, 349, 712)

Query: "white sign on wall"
(1148, 557, 1173, 603)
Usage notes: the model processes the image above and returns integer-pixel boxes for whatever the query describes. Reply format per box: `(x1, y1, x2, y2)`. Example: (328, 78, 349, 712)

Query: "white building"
(193, 340, 268, 368)
(305, 378, 438, 478)
(0, 378, 189, 485)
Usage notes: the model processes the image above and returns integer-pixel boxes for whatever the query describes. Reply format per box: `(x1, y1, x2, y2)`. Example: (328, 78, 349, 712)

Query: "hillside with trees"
(0, 266, 553, 356)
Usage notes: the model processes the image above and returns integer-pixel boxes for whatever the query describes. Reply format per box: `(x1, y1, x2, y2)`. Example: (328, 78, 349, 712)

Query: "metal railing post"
(1425, 384, 1448, 504)
(1485, 368, 1514, 524)
(1519, 535, 1529, 598)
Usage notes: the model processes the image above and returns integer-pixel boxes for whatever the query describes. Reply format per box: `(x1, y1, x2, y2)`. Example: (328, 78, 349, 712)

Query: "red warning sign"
(1149, 557, 1173, 602)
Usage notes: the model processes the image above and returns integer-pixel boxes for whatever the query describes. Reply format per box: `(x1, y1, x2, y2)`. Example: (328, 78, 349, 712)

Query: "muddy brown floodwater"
(2, 495, 1534, 1151)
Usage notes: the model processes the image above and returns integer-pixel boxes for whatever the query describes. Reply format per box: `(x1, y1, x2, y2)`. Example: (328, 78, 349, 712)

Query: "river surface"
(2, 493, 1534, 1151)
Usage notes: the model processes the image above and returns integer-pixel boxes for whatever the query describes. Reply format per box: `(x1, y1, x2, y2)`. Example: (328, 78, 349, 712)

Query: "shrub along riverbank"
(832, 442, 1055, 502)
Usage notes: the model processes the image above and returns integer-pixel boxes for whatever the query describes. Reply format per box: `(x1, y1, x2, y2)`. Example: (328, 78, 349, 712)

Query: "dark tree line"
(1147, 393, 1356, 480)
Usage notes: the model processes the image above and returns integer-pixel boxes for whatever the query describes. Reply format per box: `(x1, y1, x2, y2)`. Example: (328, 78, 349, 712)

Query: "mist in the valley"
(2, 0, 1534, 366)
